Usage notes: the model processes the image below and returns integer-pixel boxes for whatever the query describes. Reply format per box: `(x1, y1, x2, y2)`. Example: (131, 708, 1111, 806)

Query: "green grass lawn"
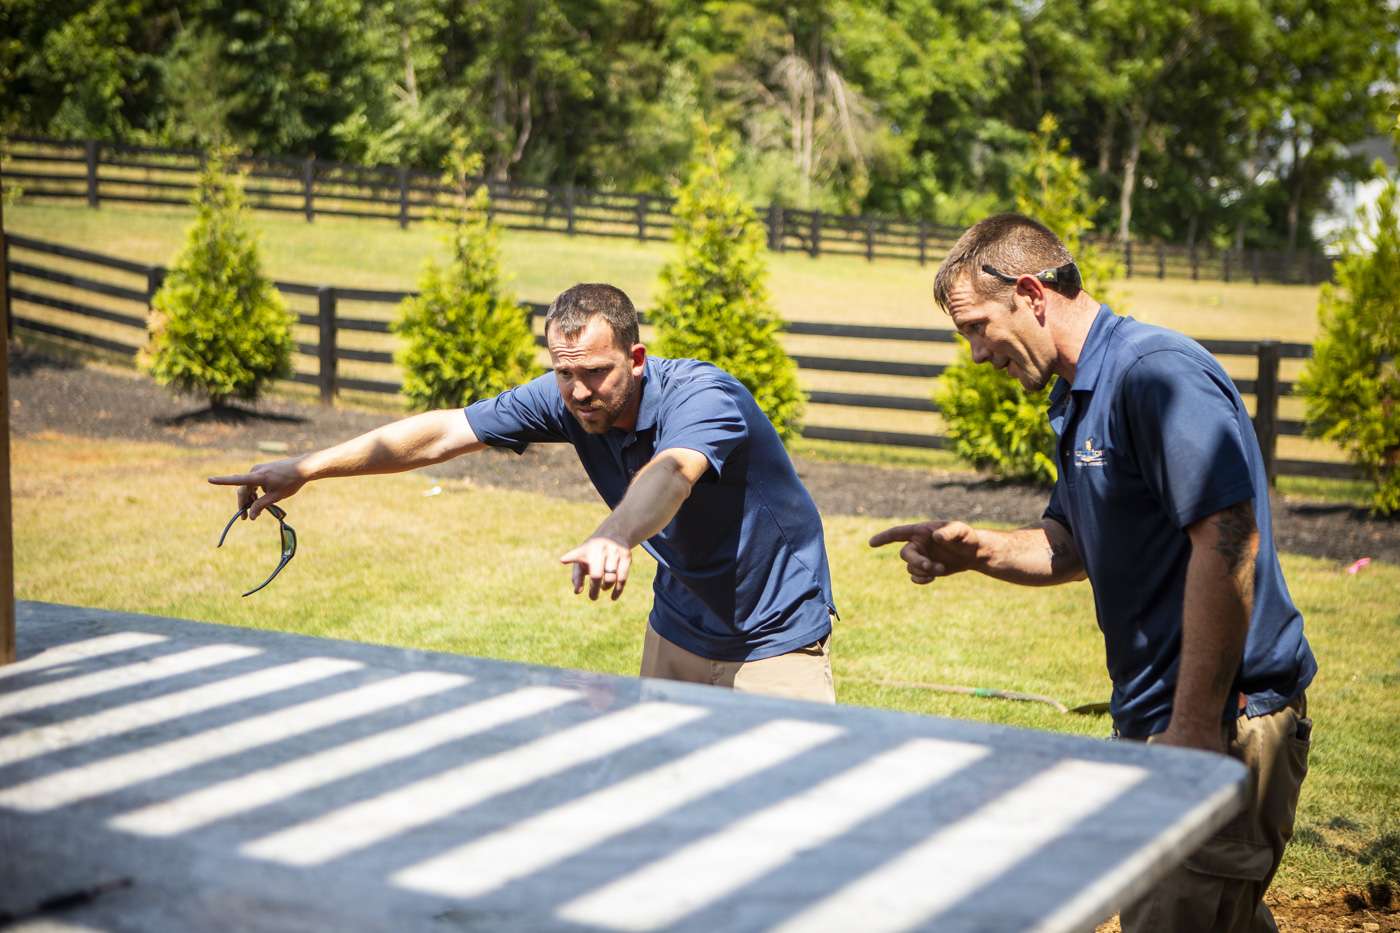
(4, 199, 1350, 472)
(11, 432, 1399, 895)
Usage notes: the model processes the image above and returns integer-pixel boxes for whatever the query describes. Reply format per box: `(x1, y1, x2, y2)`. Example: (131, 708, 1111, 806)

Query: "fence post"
(398, 166, 410, 229)
(85, 140, 100, 208)
(303, 157, 315, 223)
(865, 220, 875, 262)
(1253, 340, 1281, 486)
(565, 185, 576, 235)
(636, 195, 648, 241)
(1157, 243, 1166, 279)
(917, 220, 928, 266)
(1190, 243, 1199, 281)
(2, 235, 10, 339)
(1251, 249, 1261, 285)
(1124, 240, 1134, 278)
(810, 211, 822, 258)
(1223, 250, 1232, 283)
(317, 286, 337, 406)
(766, 203, 781, 251)
(146, 265, 166, 307)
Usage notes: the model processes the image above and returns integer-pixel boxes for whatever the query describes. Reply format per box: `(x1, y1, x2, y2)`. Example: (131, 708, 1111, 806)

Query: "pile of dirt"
(9, 344, 1397, 567)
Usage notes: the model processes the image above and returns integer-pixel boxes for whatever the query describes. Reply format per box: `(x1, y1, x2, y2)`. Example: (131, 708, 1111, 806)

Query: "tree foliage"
(1298, 120, 1400, 515)
(7, 0, 1399, 249)
(935, 115, 1123, 485)
(393, 142, 536, 411)
(651, 125, 803, 441)
(140, 152, 294, 406)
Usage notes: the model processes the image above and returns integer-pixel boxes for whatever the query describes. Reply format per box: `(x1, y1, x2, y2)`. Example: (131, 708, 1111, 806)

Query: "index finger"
(208, 473, 260, 486)
(868, 523, 927, 549)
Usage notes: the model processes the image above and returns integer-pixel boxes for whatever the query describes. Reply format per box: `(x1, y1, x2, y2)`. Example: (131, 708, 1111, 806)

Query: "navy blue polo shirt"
(464, 356, 836, 661)
(1043, 306, 1316, 738)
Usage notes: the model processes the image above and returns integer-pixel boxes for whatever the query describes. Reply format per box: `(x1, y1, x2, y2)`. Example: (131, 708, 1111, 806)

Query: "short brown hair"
(545, 283, 640, 349)
(932, 213, 1074, 313)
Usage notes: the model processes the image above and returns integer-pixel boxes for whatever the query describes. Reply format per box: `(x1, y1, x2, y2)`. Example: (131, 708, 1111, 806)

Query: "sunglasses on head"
(981, 261, 1082, 296)
(217, 503, 297, 597)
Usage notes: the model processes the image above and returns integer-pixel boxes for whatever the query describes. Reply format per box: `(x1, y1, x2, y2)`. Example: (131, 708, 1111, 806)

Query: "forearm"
(592, 457, 693, 547)
(978, 521, 1086, 585)
(298, 409, 482, 481)
(1169, 501, 1257, 742)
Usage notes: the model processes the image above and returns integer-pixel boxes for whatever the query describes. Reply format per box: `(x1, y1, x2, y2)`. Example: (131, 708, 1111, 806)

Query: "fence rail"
(1, 231, 1361, 482)
(2, 136, 1334, 285)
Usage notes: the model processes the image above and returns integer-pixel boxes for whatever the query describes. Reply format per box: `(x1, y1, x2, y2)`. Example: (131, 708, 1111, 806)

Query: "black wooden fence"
(2, 136, 1333, 285)
(2, 232, 1360, 482)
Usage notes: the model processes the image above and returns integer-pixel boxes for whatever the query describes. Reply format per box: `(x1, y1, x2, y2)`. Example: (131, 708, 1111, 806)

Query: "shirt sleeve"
(652, 379, 748, 479)
(464, 373, 570, 453)
(1121, 349, 1255, 529)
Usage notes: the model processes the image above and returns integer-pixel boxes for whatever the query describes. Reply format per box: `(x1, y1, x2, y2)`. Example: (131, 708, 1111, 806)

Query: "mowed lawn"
(5, 199, 1346, 471)
(10, 432, 1399, 895)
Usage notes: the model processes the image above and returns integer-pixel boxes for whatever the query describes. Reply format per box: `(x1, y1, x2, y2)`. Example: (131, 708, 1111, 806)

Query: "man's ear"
(630, 342, 647, 375)
(1015, 276, 1049, 322)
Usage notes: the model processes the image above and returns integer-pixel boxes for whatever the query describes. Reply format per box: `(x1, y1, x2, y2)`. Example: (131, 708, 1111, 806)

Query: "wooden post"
(303, 157, 316, 223)
(1157, 243, 1166, 279)
(1223, 250, 1232, 283)
(398, 166, 410, 229)
(810, 211, 822, 258)
(317, 286, 337, 406)
(146, 265, 166, 307)
(565, 185, 576, 235)
(85, 140, 100, 208)
(865, 220, 875, 262)
(1190, 243, 1199, 281)
(1124, 240, 1134, 278)
(637, 195, 648, 241)
(1253, 340, 1281, 487)
(917, 220, 928, 266)
(1, 194, 14, 663)
(1251, 249, 1261, 285)
(766, 203, 780, 251)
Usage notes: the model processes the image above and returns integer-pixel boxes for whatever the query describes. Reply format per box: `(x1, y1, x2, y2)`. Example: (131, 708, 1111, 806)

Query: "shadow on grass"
(7, 343, 82, 377)
(153, 404, 307, 428)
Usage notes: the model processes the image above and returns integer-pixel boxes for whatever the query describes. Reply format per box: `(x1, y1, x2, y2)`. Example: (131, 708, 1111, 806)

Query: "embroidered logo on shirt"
(1075, 436, 1106, 467)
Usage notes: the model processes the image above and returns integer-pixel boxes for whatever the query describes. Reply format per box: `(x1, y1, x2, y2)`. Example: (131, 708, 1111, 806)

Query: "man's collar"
(631, 357, 660, 433)
(1067, 304, 1121, 393)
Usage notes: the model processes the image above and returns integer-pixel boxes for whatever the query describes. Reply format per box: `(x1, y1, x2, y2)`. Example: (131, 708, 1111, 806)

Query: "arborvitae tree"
(651, 126, 804, 441)
(1298, 120, 1400, 515)
(393, 142, 535, 410)
(935, 115, 1125, 485)
(140, 152, 293, 408)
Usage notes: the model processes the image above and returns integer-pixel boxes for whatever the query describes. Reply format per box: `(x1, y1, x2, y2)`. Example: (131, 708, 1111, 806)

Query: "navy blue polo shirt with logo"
(464, 356, 836, 662)
(1043, 306, 1316, 738)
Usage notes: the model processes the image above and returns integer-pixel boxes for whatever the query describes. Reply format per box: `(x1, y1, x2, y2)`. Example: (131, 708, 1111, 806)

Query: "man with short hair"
(869, 214, 1315, 932)
(212, 283, 837, 702)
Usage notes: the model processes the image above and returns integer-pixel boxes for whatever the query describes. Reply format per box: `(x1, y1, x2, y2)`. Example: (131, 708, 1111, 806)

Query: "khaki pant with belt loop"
(639, 624, 836, 704)
(1121, 694, 1312, 933)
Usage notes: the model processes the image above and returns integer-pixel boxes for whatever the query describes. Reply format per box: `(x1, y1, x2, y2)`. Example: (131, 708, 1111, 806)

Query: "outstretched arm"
(1158, 499, 1257, 753)
(208, 409, 484, 518)
(868, 518, 1085, 587)
(560, 447, 710, 601)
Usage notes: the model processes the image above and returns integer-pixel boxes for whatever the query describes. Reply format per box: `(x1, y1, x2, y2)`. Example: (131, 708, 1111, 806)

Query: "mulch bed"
(7, 343, 1398, 567)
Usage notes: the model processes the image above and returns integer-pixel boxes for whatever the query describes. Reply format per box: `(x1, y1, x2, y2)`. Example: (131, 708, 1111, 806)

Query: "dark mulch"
(8, 343, 1397, 566)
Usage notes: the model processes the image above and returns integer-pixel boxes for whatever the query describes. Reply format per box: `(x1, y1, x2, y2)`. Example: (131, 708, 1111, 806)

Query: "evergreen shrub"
(652, 126, 804, 441)
(394, 144, 535, 410)
(140, 152, 294, 407)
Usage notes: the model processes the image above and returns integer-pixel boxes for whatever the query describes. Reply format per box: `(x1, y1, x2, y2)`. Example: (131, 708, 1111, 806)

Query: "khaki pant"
(1121, 695, 1311, 933)
(640, 624, 836, 704)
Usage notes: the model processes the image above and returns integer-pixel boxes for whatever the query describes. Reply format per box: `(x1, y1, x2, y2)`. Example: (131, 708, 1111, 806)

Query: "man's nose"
(571, 380, 592, 401)
(969, 340, 989, 365)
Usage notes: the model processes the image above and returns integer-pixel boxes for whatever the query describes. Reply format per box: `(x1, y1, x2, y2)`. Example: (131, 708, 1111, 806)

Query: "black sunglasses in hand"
(217, 503, 297, 597)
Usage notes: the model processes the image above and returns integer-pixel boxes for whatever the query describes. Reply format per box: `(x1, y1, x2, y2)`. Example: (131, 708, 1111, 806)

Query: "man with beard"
(211, 283, 837, 702)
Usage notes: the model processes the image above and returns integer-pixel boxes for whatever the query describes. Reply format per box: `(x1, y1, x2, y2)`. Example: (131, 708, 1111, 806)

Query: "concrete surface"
(1, 601, 1246, 932)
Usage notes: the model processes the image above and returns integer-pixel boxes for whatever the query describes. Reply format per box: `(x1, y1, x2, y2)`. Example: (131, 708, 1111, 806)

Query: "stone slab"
(0, 601, 1246, 932)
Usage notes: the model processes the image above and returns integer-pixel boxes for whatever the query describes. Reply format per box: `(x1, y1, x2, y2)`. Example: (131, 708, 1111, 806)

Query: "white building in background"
(1314, 135, 1398, 247)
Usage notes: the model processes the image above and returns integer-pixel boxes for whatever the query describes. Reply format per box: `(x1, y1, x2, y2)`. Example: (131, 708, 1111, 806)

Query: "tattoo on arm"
(1040, 520, 1082, 579)
(1213, 500, 1257, 584)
